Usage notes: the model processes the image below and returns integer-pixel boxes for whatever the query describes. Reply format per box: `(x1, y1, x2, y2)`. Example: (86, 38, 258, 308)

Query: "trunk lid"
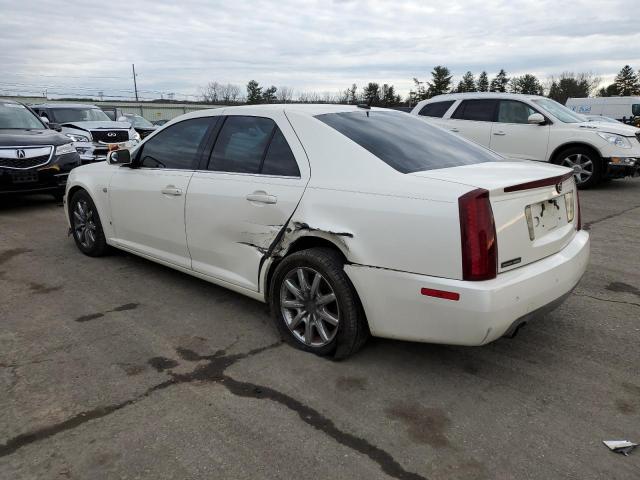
(411, 161, 579, 273)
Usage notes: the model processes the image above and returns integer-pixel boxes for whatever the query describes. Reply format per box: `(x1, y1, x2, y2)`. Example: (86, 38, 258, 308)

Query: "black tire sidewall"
(556, 147, 603, 189)
(69, 190, 108, 256)
(270, 248, 363, 358)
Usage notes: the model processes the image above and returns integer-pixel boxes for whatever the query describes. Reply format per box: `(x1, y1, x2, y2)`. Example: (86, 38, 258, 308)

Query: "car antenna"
(357, 101, 371, 117)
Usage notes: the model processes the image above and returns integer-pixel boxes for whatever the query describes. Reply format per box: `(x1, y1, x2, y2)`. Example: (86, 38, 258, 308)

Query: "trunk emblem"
(555, 182, 563, 194)
(16, 149, 26, 159)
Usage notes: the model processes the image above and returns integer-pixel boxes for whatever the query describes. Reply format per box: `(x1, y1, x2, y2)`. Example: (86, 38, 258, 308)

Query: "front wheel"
(556, 147, 603, 189)
(69, 190, 109, 257)
(270, 248, 368, 359)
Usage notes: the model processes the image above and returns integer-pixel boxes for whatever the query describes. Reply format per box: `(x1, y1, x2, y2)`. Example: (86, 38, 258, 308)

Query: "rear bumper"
(345, 230, 590, 346)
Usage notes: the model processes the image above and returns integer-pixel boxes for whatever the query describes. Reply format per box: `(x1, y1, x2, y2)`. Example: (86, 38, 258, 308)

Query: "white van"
(566, 97, 640, 123)
(411, 93, 640, 188)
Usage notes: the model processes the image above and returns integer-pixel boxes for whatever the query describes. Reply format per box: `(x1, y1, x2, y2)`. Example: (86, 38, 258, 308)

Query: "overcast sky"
(1, 0, 639, 101)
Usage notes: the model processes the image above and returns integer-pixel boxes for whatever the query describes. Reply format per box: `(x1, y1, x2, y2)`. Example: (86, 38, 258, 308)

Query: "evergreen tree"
(489, 69, 509, 92)
(381, 84, 401, 106)
(597, 83, 620, 97)
(547, 72, 597, 104)
(246, 80, 263, 104)
(459, 71, 477, 92)
(427, 66, 452, 97)
(262, 85, 277, 103)
(477, 71, 489, 92)
(614, 65, 640, 96)
(509, 74, 544, 95)
(363, 82, 381, 105)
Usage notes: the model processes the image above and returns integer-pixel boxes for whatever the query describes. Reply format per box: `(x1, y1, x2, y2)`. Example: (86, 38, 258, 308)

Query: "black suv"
(0, 100, 81, 199)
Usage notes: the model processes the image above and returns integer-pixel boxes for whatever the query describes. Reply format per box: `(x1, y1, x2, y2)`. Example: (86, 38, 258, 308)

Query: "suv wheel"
(69, 190, 109, 257)
(556, 146, 603, 188)
(270, 248, 368, 359)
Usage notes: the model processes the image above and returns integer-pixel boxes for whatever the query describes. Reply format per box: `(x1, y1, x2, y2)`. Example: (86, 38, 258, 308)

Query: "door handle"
(449, 128, 460, 132)
(493, 131, 506, 136)
(246, 191, 277, 204)
(161, 186, 182, 196)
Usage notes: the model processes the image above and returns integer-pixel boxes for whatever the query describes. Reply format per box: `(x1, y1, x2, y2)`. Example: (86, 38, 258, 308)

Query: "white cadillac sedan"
(64, 105, 590, 358)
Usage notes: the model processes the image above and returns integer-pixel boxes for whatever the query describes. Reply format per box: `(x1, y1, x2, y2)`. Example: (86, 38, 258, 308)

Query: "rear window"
(418, 100, 455, 118)
(451, 99, 498, 122)
(315, 110, 499, 173)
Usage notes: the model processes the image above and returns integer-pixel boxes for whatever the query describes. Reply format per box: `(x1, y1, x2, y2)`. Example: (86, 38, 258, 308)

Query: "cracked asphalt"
(1, 179, 640, 480)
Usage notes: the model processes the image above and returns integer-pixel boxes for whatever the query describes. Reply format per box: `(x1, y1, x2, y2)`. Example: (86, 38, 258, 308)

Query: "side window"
(498, 100, 536, 124)
(209, 116, 275, 174)
(139, 117, 212, 169)
(261, 128, 300, 177)
(418, 100, 455, 118)
(451, 99, 498, 122)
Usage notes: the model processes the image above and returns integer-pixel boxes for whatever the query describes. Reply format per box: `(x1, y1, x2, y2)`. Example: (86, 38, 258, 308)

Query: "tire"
(555, 146, 603, 189)
(270, 248, 368, 359)
(69, 189, 109, 257)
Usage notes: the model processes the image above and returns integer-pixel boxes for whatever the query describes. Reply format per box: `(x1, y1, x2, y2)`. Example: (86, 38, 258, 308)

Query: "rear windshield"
(51, 108, 111, 123)
(315, 110, 499, 173)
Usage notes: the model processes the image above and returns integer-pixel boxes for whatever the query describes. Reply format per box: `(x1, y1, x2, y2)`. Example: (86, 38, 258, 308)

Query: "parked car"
(118, 113, 157, 139)
(412, 93, 640, 188)
(65, 105, 589, 358)
(0, 100, 80, 199)
(30, 104, 140, 163)
(566, 96, 640, 124)
(100, 106, 125, 122)
(152, 119, 169, 126)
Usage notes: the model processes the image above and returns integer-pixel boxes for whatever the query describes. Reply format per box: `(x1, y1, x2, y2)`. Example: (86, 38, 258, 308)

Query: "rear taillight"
(576, 189, 582, 230)
(459, 188, 498, 281)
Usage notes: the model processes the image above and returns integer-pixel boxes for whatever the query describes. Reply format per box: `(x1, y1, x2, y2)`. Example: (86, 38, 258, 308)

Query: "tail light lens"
(459, 188, 498, 281)
(576, 188, 582, 230)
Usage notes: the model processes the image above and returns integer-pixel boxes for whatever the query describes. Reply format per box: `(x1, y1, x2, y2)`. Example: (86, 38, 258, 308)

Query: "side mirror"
(528, 113, 545, 125)
(107, 149, 131, 166)
(632, 104, 640, 116)
(40, 116, 49, 125)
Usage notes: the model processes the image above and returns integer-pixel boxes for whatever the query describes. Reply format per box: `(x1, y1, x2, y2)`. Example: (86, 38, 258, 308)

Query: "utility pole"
(132, 64, 139, 101)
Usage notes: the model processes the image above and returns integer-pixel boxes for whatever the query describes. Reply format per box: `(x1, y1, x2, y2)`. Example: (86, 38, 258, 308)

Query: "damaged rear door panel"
(185, 110, 310, 291)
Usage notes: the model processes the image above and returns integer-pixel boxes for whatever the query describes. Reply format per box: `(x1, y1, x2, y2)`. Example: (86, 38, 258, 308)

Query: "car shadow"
(0, 194, 62, 212)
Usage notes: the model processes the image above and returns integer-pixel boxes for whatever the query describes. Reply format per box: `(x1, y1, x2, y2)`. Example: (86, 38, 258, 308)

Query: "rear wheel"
(556, 146, 603, 189)
(69, 190, 109, 257)
(270, 248, 368, 359)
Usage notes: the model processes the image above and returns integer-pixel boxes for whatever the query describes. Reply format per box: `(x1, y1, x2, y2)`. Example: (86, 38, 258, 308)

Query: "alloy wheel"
(279, 267, 340, 347)
(561, 153, 593, 185)
(73, 199, 97, 249)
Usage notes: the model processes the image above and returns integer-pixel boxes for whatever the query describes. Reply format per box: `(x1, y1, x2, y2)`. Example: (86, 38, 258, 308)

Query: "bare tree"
(277, 86, 294, 103)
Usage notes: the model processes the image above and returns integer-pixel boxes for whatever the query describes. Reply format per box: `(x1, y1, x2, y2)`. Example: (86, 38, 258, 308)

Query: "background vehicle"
(152, 119, 169, 126)
(30, 104, 139, 163)
(100, 106, 125, 121)
(0, 100, 80, 199)
(412, 93, 640, 188)
(118, 113, 157, 139)
(566, 96, 640, 125)
(65, 105, 589, 358)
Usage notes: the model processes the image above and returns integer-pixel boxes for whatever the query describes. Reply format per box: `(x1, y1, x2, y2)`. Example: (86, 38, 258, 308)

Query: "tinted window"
(451, 99, 497, 122)
(140, 117, 212, 169)
(262, 128, 300, 176)
(498, 100, 536, 124)
(316, 110, 499, 174)
(209, 116, 274, 173)
(51, 108, 111, 123)
(418, 100, 455, 118)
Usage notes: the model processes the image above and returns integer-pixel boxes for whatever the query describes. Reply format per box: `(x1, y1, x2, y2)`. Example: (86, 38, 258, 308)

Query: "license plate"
(11, 171, 39, 184)
(525, 195, 569, 240)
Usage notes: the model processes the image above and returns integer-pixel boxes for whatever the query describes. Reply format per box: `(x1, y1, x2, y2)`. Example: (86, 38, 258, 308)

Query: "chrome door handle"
(161, 186, 182, 196)
(493, 131, 506, 136)
(246, 192, 277, 204)
(449, 128, 459, 132)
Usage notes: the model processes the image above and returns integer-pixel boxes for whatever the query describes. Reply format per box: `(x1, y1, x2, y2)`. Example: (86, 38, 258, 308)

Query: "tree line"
(199, 65, 640, 107)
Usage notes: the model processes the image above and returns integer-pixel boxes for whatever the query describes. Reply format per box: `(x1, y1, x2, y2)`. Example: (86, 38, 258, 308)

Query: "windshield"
(316, 110, 500, 173)
(126, 115, 154, 128)
(0, 102, 45, 129)
(532, 98, 585, 123)
(52, 107, 111, 123)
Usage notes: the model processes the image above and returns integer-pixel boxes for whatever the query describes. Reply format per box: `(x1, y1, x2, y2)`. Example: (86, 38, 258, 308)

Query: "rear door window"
(315, 110, 499, 173)
(451, 99, 498, 122)
(261, 128, 300, 177)
(418, 100, 455, 118)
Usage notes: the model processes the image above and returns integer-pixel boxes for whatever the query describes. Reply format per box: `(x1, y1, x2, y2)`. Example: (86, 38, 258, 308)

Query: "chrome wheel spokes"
(73, 200, 97, 249)
(562, 153, 593, 185)
(280, 267, 340, 347)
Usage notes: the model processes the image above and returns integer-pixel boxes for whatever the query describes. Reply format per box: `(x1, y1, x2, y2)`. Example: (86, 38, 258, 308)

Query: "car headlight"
(66, 133, 91, 143)
(597, 132, 632, 149)
(56, 142, 77, 155)
(130, 129, 141, 141)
